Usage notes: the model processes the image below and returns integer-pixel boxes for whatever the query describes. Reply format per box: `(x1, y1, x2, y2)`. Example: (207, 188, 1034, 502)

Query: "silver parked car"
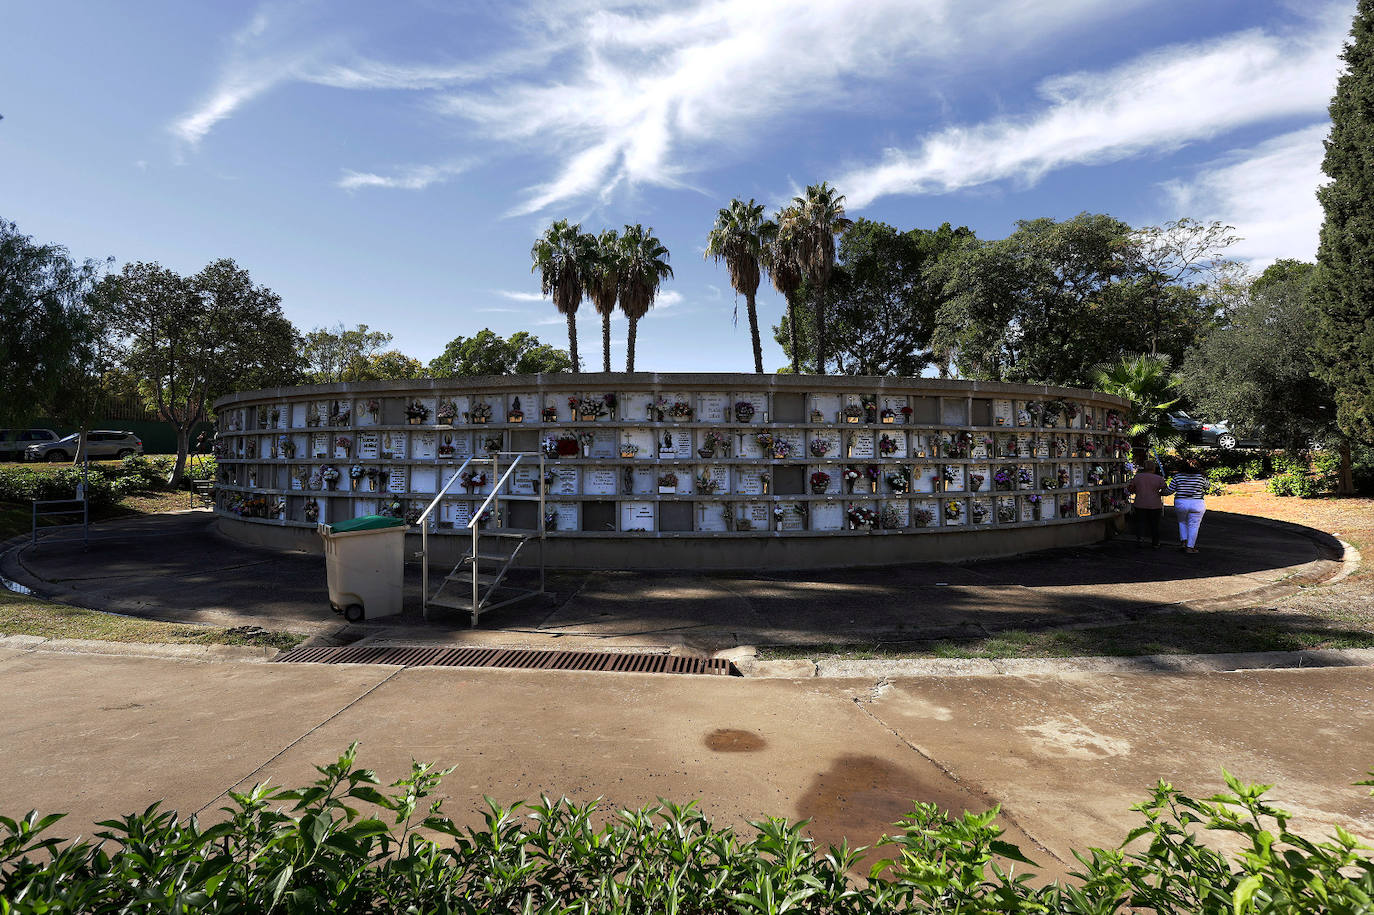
(25, 430, 144, 463)
(0, 428, 58, 461)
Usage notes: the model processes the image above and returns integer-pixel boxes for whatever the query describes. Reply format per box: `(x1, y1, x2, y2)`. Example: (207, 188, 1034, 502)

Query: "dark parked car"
(0, 428, 59, 461)
(24, 430, 144, 462)
(1166, 412, 1203, 440)
(1198, 420, 1264, 451)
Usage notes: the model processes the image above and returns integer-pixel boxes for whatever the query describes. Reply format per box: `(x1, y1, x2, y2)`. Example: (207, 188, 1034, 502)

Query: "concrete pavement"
(2, 507, 1344, 654)
(2, 644, 1371, 867)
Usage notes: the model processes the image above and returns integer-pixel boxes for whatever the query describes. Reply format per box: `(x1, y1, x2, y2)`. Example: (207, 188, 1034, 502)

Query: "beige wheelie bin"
(318, 515, 407, 622)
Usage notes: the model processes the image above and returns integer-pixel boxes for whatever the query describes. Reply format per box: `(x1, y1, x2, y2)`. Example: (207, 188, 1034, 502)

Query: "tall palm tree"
(530, 219, 593, 372)
(792, 182, 853, 375)
(617, 224, 673, 373)
(587, 229, 622, 373)
(705, 198, 772, 373)
(765, 207, 804, 374)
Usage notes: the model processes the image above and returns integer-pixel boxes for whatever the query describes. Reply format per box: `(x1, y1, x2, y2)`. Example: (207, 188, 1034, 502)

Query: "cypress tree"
(1312, 0, 1374, 454)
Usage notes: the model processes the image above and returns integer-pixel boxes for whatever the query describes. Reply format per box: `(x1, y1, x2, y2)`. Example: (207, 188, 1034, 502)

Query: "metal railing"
(417, 456, 474, 615)
(31, 498, 89, 548)
(465, 452, 546, 619)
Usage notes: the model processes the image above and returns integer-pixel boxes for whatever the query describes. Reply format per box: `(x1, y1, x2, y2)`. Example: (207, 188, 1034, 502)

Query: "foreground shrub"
(2, 746, 1371, 913)
(114, 454, 175, 492)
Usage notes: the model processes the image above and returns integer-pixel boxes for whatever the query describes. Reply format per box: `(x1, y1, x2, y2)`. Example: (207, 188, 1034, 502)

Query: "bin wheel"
(343, 604, 365, 623)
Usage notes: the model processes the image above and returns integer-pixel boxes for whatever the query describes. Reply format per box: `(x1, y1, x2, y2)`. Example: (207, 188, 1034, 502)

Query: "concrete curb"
(0, 634, 280, 663)
(749, 646, 1374, 679)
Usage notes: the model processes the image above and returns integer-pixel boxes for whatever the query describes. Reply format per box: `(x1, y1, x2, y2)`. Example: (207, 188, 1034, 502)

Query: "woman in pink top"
(1126, 465, 1167, 548)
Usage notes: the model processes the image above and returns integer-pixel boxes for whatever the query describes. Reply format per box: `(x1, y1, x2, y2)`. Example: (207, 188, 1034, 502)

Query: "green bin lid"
(327, 514, 408, 533)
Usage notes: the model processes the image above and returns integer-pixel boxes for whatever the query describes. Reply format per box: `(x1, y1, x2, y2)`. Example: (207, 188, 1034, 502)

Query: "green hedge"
(0, 466, 126, 510)
(2, 745, 1371, 913)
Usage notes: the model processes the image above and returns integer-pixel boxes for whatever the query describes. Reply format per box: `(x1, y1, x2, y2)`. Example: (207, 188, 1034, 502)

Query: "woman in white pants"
(1167, 458, 1209, 553)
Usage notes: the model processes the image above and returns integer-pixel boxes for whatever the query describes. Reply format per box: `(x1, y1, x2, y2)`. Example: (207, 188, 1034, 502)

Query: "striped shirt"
(1168, 473, 1208, 500)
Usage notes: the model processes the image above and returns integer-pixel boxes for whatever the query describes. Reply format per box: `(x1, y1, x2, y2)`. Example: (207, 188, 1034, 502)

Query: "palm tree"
(617, 224, 673, 373)
(587, 229, 622, 373)
(705, 198, 772, 373)
(792, 182, 852, 375)
(765, 207, 804, 374)
(1091, 354, 1181, 450)
(530, 219, 593, 372)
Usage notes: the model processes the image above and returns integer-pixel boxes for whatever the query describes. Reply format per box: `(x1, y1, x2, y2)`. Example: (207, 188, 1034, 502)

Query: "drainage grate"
(274, 644, 739, 676)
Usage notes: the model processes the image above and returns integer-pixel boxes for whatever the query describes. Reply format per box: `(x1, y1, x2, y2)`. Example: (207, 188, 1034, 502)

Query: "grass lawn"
(0, 590, 305, 650)
(761, 482, 1374, 662)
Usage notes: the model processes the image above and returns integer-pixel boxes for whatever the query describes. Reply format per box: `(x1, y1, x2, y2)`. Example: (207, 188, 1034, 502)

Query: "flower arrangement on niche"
(809, 471, 831, 494)
(846, 505, 877, 529)
(667, 400, 693, 420)
(436, 400, 458, 424)
(880, 408, 895, 424)
(878, 434, 899, 456)
(900, 405, 914, 424)
(912, 506, 934, 527)
(993, 468, 1013, 491)
(620, 441, 640, 459)
(842, 465, 862, 492)
(405, 400, 430, 424)
(699, 430, 730, 458)
(969, 472, 985, 492)
(1018, 467, 1035, 489)
(944, 500, 963, 521)
(467, 402, 493, 424)
(879, 504, 903, 529)
(772, 440, 793, 460)
(885, 469, 911, 493)
(335, 436, 352, 457)
(348, 464, 365, 484)
(657, 472, 678, 491)
(695, 472, 720, 494)
(734, 401, 756, 422)
(304, 501, 320, 523)
(998, 500, 1017, 523)
(842, 403, 864, 423)
(459, 469, 487, 493)
(809, 438, 831, 458)
(971, 502, 989, 524)
(320, 465, 341, 490)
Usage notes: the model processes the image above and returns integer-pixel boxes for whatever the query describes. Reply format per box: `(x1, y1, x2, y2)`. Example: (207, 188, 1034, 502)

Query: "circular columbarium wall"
(212, 374, 1132, 570)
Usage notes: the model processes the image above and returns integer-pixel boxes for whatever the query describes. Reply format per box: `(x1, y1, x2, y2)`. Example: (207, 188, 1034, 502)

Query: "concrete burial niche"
(213, 373, 1131, 570)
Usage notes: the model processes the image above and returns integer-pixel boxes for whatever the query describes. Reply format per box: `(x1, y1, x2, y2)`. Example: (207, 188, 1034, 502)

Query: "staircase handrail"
(419, 457, 473, 615)
(467, 454, 523, 529)
(418, 456, 474, 527)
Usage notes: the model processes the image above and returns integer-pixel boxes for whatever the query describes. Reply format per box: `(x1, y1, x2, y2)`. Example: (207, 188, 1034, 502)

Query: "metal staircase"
(416, 452, 547, 628)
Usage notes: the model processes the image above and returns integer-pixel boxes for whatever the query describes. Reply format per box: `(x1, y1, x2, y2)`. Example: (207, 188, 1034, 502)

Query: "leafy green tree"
(0, 219, 110, 428)
(1312, 0, 1374, 449)
(931, 213, 1216, 386)
(302, 324, 392, 384)
(1180, 261, 1354, 491)
(428, 329, 573, 377)
(617, 224, 672, 373)
(531, 219, 593, 372)
(97, 258, 302, 483)
(775, 220, 974, 376)
(587, 229, 622, 373)
(765, 207, 805, 374)
(350, 350, 425, 381)
(705, 198, 773, 373)
(791, 182, 852, 374)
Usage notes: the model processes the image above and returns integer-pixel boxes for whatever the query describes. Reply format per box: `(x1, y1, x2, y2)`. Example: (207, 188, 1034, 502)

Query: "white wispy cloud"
(1163, 124, 1328, 268)
(496, 290, 549, 302)
(837, 3, 1350, 208)
(336, 161, 471, 191)
(442, 0, 1149, 215)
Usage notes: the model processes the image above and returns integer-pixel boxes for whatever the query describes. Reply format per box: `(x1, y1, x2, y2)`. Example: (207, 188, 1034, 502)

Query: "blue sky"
(1, 0, 1349, 373)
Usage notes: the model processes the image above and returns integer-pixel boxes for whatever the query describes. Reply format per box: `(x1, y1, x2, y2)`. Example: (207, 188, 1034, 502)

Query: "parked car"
(1198, 420, 1264, 451)
(0, 428, 59, 461)
(1166, 412, 1203, 440)
(24, 430, 144, 463)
